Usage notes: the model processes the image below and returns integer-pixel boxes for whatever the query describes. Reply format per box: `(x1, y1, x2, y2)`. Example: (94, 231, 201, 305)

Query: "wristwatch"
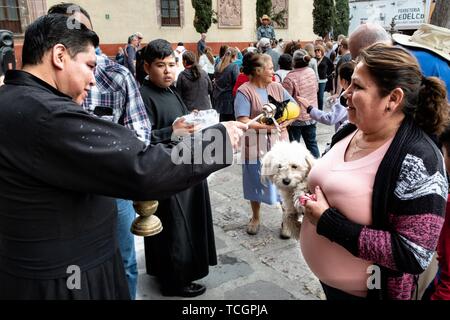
(306, 105, 314, 114)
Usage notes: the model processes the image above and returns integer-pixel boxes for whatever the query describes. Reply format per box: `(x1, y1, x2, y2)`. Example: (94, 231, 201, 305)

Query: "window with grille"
(161, 0, 180, 26)
(0, 0, 21, 34)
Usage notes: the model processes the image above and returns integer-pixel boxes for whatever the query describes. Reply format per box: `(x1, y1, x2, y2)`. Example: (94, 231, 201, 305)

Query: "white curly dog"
(261, 141, 315, 239)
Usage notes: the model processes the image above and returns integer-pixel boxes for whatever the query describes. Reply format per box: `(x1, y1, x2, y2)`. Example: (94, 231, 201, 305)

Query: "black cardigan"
(317, 116, 447, 299)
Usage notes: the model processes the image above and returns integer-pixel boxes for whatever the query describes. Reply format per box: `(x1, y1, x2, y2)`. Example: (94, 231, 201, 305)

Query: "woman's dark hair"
(142, 39, 174, 64)
(182, 50, 202, 81)
(240, 51, 254, 73)
(278, 54, 293, 71)
(22, 14, 99, 66)
(337, 61, 355, 83)
(283, 40, 302, 56)
(359, 43, 449, 135)
(242, 53, 271, 76)
(219, 45, 229, 58)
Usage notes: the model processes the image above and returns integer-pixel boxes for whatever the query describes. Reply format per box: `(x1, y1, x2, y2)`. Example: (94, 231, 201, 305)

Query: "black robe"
(0, 71, 228, 299)
(140, 80, 217, 288)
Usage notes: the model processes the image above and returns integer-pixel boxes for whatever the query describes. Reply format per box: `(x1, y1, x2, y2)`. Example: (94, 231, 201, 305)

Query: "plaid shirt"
(83, 55, 151, 146)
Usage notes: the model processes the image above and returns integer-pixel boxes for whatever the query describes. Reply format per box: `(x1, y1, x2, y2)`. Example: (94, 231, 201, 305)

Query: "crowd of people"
(0, 5, 449, 301)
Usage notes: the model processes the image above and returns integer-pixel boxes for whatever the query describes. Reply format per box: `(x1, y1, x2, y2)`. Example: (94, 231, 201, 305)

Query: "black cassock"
(0, 71, 227, 299)
(140, 80, 217, 288)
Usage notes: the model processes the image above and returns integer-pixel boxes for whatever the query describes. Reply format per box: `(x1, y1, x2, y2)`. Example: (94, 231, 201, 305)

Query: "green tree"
(431, 0, 450, 29)
(313, 0, 335, 38)
(192, 0, 215, 34)
(256, 0, 272, 27)
(333, 0, 349, 37)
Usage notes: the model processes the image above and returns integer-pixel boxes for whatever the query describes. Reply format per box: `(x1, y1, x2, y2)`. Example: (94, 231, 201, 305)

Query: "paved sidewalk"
(136, 121, 335, 301)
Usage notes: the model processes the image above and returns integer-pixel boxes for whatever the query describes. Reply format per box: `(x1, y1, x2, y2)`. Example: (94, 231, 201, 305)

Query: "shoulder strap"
(274, 73, 282, 83)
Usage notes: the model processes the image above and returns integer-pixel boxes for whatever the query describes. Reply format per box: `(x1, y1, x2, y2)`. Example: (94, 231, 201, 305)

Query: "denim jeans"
(116, 199, 138, 300)
(317, 82, 327, 110)
(288, 124, 320, 158)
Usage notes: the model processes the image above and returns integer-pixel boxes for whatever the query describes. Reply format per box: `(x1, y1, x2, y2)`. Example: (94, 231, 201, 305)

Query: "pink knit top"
(301, 130, 394, 297)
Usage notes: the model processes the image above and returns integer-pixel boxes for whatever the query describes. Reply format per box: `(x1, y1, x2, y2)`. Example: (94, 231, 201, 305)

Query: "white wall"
(46, 0, 317, 44)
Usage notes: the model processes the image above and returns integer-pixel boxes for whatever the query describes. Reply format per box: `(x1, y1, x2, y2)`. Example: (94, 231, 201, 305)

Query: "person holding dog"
(234, 53, 296, 237)
(300, 43, 448, 300)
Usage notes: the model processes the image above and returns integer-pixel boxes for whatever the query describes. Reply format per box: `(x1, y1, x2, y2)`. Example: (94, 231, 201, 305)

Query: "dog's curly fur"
(261, 141, 315, 239)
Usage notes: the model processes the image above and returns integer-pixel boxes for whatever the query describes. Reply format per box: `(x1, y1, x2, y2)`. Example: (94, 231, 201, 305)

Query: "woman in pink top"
(282, 49, 320, 158)
(300, 43, 448, 300)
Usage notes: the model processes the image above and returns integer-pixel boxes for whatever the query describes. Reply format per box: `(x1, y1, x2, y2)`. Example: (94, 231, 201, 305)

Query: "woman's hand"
(304, 186, 330, 226)
(296, 96, 310, 109)
(280, 119, 295, 129)
(278, 119, 294, 134)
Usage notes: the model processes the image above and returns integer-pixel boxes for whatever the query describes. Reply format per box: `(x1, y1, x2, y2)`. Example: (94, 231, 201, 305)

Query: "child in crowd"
(298, 61, 355, 132)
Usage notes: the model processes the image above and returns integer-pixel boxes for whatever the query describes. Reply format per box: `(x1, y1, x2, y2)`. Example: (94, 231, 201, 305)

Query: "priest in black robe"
(0, 15, 244, 300)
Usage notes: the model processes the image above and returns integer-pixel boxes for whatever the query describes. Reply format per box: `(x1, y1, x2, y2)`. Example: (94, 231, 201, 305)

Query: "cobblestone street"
(136, 121, 335, 300)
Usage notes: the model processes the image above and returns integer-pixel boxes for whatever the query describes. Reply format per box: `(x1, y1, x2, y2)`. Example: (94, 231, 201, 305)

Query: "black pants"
(320, 282, 366, 300)
(219, 113, 235, 122)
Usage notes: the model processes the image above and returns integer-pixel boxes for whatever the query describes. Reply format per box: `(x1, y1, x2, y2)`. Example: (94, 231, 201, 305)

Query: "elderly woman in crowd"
(234, 53, 296, 237)
(301, 43, 449, 300)
(282, 49, 320, 158)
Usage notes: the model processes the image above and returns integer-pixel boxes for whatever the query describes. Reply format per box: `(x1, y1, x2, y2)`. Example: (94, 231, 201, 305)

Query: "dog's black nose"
(282, 178, 291, 185)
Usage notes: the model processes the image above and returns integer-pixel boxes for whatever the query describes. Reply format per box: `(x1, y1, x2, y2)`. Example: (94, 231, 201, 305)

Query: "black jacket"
(140, 76, 217, 287)
(0, 70, 230, 298)
(176, 68, 213, 111)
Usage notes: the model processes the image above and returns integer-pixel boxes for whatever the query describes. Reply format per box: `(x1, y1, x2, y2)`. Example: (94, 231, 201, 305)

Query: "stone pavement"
(136, 120, 336, 301)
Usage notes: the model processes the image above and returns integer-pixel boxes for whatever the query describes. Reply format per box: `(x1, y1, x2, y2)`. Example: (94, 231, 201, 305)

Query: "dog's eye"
(292, 165, 298, 169)
(278, 164, 282, 169)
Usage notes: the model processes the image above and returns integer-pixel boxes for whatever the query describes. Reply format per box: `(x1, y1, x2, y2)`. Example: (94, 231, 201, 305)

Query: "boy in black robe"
(140, 39, 216, 297)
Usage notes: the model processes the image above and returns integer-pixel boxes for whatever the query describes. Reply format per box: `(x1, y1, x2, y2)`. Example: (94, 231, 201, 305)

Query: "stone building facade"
(4, 0, 317, 61)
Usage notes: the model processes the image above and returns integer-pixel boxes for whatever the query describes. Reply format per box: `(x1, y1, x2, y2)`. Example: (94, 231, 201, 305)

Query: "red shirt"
(232, 73, 249, 97)
(432, 197, 450, 300)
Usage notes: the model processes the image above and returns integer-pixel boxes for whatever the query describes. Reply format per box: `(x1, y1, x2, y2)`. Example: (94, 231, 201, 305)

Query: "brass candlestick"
(131, 200, 163, 236)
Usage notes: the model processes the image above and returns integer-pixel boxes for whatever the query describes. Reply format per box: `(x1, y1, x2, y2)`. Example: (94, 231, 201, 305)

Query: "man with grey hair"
(258, 37, 280, 71)
(124, 34, 139, 76)
(348, 23, 392, 58)
(133, 32, 144, 50)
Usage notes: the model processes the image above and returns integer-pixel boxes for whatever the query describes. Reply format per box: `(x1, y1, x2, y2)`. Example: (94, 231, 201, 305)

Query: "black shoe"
(161, 282, 206, 297)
